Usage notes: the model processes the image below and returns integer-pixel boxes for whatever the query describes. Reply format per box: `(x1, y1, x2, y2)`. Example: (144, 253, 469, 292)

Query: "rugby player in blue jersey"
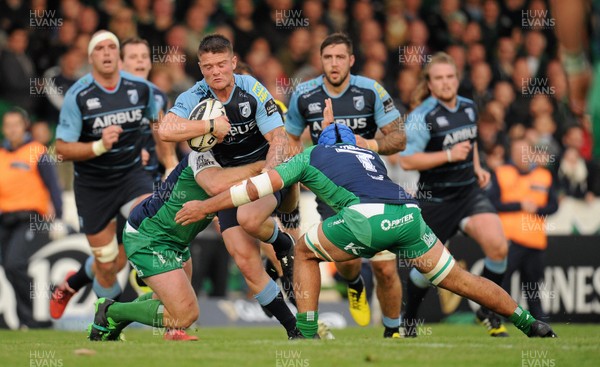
(174, 120, 557, 340)
(157, 34, 299, 338)
(50, 31, 229, 321)
(285, 33, 405, 337)
(398, 52, 510, 337)
(120, 37, 178, 183)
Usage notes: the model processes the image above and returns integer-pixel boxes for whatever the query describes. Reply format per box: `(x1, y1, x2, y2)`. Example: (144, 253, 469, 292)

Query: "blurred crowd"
(0, 0, 598, 201)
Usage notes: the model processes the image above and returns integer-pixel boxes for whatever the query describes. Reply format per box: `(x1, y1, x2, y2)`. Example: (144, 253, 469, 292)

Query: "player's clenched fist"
(213, 115, 231, 142)
(449, 141, 472, 162)
(101, 125, 123, 150)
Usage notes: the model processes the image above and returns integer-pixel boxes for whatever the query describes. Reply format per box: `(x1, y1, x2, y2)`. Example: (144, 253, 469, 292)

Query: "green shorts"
(322, 203, 438, 259)
(123, 226, 191, 278)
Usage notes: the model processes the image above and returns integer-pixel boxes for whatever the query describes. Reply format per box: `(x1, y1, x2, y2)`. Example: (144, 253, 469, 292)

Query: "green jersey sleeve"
(274, 146, 315, 187)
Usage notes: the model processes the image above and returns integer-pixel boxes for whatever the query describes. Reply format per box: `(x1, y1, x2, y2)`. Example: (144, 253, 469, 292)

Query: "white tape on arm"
(249, 172, 274, 198)
(92, 140, 108, 156)
(230, 180, 251, 207)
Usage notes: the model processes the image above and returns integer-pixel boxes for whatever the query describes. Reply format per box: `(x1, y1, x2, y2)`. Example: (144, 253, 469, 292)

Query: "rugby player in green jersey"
(175, 109, 557, 340)
(87, 151, 264, 341)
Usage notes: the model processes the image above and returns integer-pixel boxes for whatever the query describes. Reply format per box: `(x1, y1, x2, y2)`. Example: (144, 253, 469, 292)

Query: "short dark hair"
(4, 106, 30, 127)
(120, 37, 150, 59)
(320, 33, 353, 55)
(198, 34, 233, 56)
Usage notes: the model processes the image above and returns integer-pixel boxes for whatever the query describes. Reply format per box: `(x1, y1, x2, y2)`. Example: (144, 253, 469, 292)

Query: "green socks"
(107, 299, 164, 328)
(509, 305, 536, 335)
(296, 311, 318, 339)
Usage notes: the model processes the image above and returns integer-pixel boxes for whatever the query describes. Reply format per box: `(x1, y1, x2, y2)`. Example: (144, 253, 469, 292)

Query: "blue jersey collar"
(321, 74, 354, 98)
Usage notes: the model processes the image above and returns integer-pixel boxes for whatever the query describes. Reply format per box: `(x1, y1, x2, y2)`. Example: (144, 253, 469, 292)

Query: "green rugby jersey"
(125, 151, 218, 253)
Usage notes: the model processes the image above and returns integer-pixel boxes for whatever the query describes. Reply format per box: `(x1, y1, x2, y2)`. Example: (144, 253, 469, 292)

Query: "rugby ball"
(187, 98, 226, 152)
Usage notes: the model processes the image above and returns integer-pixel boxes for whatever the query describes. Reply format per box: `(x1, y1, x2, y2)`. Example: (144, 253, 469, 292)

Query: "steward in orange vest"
(487, 139, 558, 320)
(0, 108, 63, 329)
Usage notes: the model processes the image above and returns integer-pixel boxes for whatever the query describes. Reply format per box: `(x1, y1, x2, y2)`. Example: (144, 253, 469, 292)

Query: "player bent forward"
(175, 123, 557, 339)
(87, 151, 266, 341)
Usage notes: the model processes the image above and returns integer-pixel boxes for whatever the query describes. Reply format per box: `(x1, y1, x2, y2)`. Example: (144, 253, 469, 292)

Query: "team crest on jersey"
(239, 101, 251, 118)
(127, 90, 139, 104)
(436, 116, 449, 127)
(465, 107, 475, 122)
(353, 96, 365, 111)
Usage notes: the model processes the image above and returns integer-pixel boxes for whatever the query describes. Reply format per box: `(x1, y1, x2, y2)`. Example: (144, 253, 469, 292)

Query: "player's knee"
(232, 254, 261, 281)
(236, 211, 263, 236)
(484, 238, 508, 260)
(91, 237, 119, 264)
(335, 259, 361, 279)
(372, 262, 399, 286)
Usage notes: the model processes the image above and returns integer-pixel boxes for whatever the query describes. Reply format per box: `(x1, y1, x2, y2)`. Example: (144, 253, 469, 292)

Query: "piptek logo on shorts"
(380, 213, 414, 231)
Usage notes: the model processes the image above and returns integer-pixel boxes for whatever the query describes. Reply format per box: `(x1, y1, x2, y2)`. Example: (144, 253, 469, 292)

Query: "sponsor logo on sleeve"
(251, 81, 269, 103)
(383, 98, 394, 113)
(265, 98, 277, 116)
(373, 82, 387, 99)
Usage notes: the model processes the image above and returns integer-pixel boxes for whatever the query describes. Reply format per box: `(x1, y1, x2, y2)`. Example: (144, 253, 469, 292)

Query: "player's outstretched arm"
(157, 112, 230, 142)
(195, 160, 265, 196)
(56, 125, 122, 161)
(175, 169, 285, 225)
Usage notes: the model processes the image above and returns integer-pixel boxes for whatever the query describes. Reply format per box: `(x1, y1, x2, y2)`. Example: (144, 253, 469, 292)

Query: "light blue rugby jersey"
(285, 74, 400, 144)
(56, 70, 157, 179)
(169, 74, 283, 167)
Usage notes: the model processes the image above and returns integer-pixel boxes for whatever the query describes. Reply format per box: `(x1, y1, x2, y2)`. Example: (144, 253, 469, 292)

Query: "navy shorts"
(419, 188, 496, 244)
(74, 166, 153, 242)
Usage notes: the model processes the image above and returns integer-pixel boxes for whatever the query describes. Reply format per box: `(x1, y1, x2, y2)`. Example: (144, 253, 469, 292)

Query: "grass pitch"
(2, 324, 599, 367)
